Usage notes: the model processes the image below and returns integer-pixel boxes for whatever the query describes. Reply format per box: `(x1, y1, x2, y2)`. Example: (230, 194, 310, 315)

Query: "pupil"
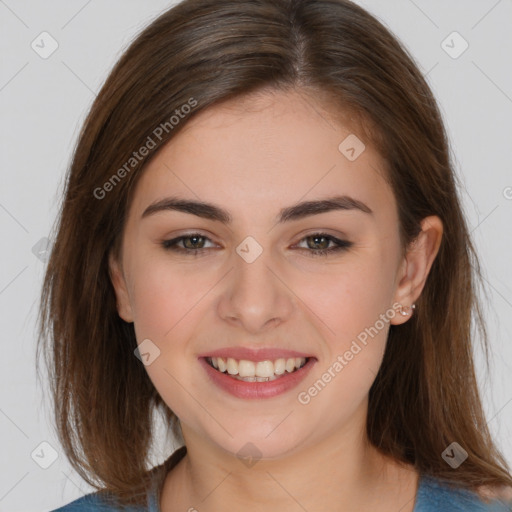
(309, 235, 328, 250)
(185, 235, 203, 249)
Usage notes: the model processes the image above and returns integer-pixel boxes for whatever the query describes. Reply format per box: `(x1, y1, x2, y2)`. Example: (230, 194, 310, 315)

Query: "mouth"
(199, 353, 317, 399)
(205, 356, 310, 382)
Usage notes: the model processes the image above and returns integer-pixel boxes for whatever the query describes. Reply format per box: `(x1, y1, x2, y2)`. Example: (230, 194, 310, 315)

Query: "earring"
(399, 303, 416, 316)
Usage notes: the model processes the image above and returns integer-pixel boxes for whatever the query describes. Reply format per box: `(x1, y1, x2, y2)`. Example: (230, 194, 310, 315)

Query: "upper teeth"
(209, 357, 307, 377)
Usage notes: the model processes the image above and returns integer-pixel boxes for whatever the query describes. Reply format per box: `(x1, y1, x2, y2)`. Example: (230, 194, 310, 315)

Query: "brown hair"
(37, 0, 512, 506)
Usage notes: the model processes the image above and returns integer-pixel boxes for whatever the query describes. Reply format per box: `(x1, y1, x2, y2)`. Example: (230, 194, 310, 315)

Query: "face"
(110, 88, 431, 461)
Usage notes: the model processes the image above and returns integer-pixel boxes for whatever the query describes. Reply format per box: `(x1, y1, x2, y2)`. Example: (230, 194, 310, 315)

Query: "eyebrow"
(141, 194, 373, 224)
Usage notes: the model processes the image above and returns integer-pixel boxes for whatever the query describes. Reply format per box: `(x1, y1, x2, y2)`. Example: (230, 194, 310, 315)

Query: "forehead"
(128, 89, 394, 224)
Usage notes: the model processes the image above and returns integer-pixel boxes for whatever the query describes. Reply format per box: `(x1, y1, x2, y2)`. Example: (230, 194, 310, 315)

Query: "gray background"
(1, 1, 511, 510)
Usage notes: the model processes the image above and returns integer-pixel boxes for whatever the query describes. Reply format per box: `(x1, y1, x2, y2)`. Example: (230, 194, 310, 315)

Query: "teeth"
(217, 357, 227, 372)
(274, 358, 286, 375)
(238, 360, 255, 377)
(208, 356, 307, 379)
(226, 357, 238, 375)
(255, 360, 274, 378)
(231, 375, 279, 382)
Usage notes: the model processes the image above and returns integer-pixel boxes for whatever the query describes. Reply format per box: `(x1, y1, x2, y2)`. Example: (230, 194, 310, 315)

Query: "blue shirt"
(51, 448, 512, 511)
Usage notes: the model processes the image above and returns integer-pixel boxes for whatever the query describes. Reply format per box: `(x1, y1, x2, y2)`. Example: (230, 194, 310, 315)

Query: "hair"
(37, 0, 512, 506)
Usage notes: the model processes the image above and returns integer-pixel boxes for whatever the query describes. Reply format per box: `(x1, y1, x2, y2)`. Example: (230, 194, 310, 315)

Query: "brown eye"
(306, 235, 331, 250)
(181, 235, 207, 249)
(162, 233, 214, 253)
(161, 232, 352, 257)
(295, 233, 353, 257)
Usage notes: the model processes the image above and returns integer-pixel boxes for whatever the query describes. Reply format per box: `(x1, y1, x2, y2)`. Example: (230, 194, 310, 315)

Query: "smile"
(199, 355, 316, 399)
(206, 356, 308, 382)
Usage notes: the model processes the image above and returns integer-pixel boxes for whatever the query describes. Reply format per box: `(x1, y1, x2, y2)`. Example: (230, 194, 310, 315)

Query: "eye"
(161, 232, 352, 257)
(293, 233, 353, 257)
(161, 233, 215, 255)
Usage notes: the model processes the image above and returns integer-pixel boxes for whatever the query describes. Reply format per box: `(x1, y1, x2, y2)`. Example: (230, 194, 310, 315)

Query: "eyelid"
(292, 227, 349, 243)
(292, 232, 353, 255)
(161, 231, 218, 250)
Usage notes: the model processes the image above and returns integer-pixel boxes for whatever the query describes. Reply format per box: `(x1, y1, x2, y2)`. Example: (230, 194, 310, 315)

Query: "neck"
(160, 405, 419, 511)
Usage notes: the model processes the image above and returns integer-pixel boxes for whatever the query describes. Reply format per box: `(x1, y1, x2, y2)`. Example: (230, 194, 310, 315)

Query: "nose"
(217, 242, 294, 334)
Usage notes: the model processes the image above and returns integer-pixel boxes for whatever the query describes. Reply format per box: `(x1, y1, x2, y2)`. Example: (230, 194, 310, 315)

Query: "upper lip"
(198, 347, 314, 362)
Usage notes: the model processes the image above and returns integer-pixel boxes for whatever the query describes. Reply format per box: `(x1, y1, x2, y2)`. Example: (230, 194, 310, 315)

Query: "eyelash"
(161, 232, 353, 257)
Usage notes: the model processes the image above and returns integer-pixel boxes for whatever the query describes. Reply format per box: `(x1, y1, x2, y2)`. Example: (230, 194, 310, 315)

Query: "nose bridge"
(217, 235, 292, 332)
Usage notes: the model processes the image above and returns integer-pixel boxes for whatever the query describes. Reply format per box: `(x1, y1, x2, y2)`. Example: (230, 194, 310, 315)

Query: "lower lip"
(199, 357, 316, 399)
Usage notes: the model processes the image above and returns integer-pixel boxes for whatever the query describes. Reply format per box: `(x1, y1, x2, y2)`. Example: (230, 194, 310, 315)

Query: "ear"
(108, 251, 134, 323)
(390, 215, 443, 325)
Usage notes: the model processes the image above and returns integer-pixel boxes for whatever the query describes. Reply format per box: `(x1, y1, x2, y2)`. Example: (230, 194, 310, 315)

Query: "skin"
(110, 88, 443, 512)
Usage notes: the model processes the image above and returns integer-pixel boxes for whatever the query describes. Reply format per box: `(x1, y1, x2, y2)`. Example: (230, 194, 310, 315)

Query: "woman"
(38, 0, 512, 510)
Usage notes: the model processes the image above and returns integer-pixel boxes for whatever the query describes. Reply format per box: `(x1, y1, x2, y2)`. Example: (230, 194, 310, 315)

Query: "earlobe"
(391, 215, 443, 325)
(108, 252, 134, 323)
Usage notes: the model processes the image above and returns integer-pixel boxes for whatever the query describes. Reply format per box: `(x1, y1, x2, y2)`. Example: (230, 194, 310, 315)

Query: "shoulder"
(50, 447, 187, 512)
(476, 484, 512, 503)
(415, 476, 512, 512)
(50, 491, 147, 511)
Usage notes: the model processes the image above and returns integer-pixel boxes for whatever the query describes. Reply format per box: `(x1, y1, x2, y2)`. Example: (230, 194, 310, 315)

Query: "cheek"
(294, 255, 395, 345)
(129, 254, 214, 341)
(293, 253, 397, 414)
(296, 265, 392, 421)
(126, 256, 211, 421)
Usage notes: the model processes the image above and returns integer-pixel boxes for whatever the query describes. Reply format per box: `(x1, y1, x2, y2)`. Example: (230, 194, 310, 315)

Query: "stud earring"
(399, 303, 416, 316)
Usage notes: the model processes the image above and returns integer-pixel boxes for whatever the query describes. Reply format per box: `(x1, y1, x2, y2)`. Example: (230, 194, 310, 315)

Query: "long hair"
(37, 0, 512, 505)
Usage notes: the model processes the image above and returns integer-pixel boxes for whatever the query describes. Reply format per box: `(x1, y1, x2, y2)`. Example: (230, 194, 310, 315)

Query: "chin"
(206, 420, 308, 463)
